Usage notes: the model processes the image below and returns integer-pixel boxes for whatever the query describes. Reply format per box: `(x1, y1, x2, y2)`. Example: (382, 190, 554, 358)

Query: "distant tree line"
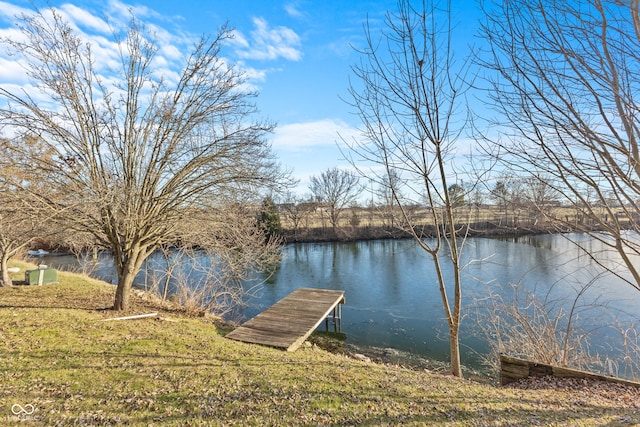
(272, 168, 623, 243)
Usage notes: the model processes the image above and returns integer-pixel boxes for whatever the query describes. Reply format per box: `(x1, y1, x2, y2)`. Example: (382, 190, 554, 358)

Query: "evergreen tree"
(257, 197, 281, 242)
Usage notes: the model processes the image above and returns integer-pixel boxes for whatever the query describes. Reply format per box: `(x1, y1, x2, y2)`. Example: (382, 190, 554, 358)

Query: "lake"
(33, 233, 640, 378)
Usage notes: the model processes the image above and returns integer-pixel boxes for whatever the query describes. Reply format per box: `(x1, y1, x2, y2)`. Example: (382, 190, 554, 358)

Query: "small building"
(25, 266, 58, 285)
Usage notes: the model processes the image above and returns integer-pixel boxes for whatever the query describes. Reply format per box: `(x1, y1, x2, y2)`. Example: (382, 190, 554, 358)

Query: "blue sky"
(0, 0, 482, 198)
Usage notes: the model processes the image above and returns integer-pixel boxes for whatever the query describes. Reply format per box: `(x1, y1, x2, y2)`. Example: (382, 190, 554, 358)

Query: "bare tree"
(375, 168, 403, 228)
(520, 174, 560, 226)
(308, 167, 361, 234)
(345, 0, 476, 377)
(0, 192, 43, 286)
(149, 204, 281, 317)
(481, 0, 640, 291)
(490, 177, 521, 227)
(0, 8, 287, 309)
(0, 136, 58, 286)
(476, 277, 604, 375)
(278, 192, 315, 239)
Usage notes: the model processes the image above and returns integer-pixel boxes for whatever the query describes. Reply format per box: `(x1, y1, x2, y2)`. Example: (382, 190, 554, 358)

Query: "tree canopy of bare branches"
(481, 0, 640, 291)
(308, 167, 361, 233)
(345, 0, 476, 377)
(0, 8, 288, 309)
(0, 136, 61, 286)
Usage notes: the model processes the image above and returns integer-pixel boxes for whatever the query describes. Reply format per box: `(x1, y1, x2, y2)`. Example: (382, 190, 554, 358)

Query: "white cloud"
(229, 29, 249, 48)
(106, 0, 156, 23)
(0, 0, 206, 116)
(233, 17, 302, 61)
(0, 2, 30, 21)
(284, 3, 304, 19)
(83, 34, 122, 72)
(273, 118, 360, 150)
(270, 119, 370, 197)
(159, 43, 183, 61)
(60, 3, 111, 34)
(0, 0, 285, 126)
(327, 35, 359, 58)
(0, 82, 57, 109)
(241, 65, 268, 82)
(0, 57, 30, 84)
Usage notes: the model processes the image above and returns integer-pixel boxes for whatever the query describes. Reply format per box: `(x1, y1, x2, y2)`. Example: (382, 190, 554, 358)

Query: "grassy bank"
(0, 261, 638, 426)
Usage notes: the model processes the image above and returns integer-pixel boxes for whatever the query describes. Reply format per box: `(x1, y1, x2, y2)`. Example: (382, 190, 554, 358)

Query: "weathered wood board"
(500, 354, 640, 388)
(226, 287, 345, 352)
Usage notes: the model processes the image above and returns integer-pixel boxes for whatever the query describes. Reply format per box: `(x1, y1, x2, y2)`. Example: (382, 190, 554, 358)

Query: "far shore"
(279, 222, 572, 244)
(26, 222, 593, 255)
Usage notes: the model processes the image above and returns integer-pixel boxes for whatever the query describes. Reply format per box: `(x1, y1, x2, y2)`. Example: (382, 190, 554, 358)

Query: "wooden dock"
(226, 287, 345, 351)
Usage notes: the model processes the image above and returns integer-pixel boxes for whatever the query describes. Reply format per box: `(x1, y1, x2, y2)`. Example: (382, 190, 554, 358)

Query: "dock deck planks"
(226, 287, 345, 351)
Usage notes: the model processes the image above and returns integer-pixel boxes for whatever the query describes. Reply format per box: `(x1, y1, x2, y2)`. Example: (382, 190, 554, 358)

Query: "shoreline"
(307, 331, 494, 384)
(28, 222, 578, 254)
(279, 223, 567, 244)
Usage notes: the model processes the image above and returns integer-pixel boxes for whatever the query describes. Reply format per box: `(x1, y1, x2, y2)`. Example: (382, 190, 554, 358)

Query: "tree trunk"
(0, 254, 12, 287)
(113, 248, 147, 311)
(113, 272, 135, 311)
(449, 266, 463, 378)
(449, 322, 462, 377)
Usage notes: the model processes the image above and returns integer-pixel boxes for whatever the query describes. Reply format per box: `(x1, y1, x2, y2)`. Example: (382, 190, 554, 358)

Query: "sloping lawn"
(0, 261, 638, 426)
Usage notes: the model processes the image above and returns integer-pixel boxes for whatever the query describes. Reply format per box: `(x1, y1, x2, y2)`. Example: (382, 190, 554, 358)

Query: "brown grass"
(1, 260, 638, 426)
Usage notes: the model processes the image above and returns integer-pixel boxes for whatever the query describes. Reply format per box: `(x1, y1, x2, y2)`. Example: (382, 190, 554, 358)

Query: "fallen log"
(101, 312, 158, 322)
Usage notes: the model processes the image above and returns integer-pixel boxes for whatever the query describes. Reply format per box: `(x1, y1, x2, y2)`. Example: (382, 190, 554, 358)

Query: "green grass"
(0, 261, 637, 426)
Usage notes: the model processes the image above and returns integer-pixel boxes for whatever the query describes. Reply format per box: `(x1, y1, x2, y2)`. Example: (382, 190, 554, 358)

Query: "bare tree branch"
(0, 8, 289, 309)
(480, 0, 640, 291)
(344, 0, 477, 377)
(308, 167, 361, 235)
